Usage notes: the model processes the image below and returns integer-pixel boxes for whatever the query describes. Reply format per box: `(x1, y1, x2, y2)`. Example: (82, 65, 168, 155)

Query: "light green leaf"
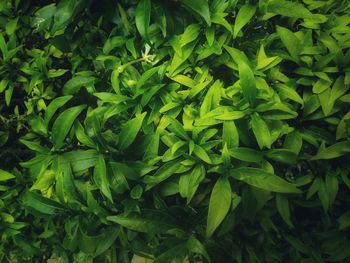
(180, 24, 200, 47)
(193, 144, 212, 164)
(206, 177, 232, 238)
(5, 84, 13, 106)
(31, 170, 55, 193)
(223, 121, 239, 148)
(277, 26, 301, 61)
(275, 84, 303, 105)
(311, 141, 350, 160)
(233, 4, 256, 38)
(205, 26, 215, 46)
(250, 113, 271, 149)
(238, 57, 257, 106)
(0, 169, 15, 181)
(6, 18, 19, 35)
(214, 111, 246, 121)
(267, 0, 314, 19)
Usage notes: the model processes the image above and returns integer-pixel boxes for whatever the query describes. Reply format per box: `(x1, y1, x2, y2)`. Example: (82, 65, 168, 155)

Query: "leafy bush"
(1, 0, 350, 262)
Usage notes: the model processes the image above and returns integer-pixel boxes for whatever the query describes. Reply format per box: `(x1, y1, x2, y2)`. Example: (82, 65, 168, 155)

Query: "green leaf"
(277, 26, 301, 61)
(107, 210, 181, 234)
(154, 244, 187, 263)
(5, 84, 13, 106)
(265, 149, 297, 164)
(275, 84, 304, 105)
(180, 0, 211, 26)
(153, 3, 167, 37)
(313, 79, 331, 94)
(170, 74, 196, 88)
(0, 33, 8, 59)
(78, 227, 119, 256)
(6, 18, 19, 35)
(311, 141, 350, 160)
(63, 76, 95, 95)
(45, 95, 73, 124)
(93, 155, 113, 203)
(186, 236, 211, 262)
(233, 4, 256, 38)
(229, 167, 301, 193)
(338, 212, 350, 230)
(318, 180, 329, 213)
(51, 105, 86, 149)
(102, 36, 126, 54)
(284, 235, 309, 254)
(205, 26, 215, 46)
(143, 160, 182, 189)
(167, 117, 190, 140)
(336, 111, 350, 140)
(135, 0, 151, 40)
(180, 24, 201, 48)
(326, 173, 338, 207)
(206, 177, 232, 238)
(193, 144, 212, 164)
(118, 112, 146, 150)
(31, 170, 55, 193)
(20, 139, 50, 154)
(223, 121, 239, 148)
(214, 111, 246, 121)
(250, 113, 271, 149)
(0, 79, 8, 93)
(179, 165, 205, 203)
(0, 169, 15, 181)
(267, 0, 314, 19)
(284, 131, 303, 154)
(276, 193, 293, 228)
(22, 191, 64, 216)
(229, 147, 263, 163)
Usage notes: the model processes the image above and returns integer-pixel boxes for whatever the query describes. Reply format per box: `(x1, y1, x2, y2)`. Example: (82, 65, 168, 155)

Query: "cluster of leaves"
(1, 0, 350, 262)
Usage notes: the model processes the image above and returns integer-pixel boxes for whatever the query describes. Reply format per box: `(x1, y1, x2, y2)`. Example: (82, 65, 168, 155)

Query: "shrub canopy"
(0, 0, 350, 262)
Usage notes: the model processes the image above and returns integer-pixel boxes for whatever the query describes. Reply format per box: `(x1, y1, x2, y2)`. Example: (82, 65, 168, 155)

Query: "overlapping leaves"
(0, 0, 350, 262)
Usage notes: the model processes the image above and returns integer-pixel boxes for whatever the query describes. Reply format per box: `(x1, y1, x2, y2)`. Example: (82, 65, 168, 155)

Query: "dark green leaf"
(118, 112, 146, 150)
(229, 167, 301, 193)
(51, 105, 86, 149)
(180, 0, 211, 25)
(135, 0, 151, 40)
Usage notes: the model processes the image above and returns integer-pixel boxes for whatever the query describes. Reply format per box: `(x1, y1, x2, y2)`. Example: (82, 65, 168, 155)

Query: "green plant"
(1, 0, 350, 262)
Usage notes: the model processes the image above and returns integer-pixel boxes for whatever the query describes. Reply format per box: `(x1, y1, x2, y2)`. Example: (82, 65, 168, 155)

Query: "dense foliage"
(1, 0, 350, 262)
